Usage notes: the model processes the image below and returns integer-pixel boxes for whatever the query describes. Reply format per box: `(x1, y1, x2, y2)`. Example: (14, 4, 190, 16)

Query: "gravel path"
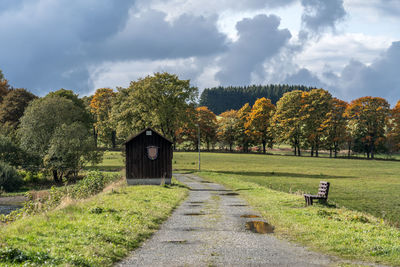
(118, 173, 334, 266)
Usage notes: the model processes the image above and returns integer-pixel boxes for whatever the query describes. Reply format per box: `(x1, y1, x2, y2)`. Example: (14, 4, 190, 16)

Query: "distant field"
(173, 152, 400, 226)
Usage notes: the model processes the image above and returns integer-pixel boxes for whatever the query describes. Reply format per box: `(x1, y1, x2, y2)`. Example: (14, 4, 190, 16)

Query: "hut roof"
(124, 127, 173, 144)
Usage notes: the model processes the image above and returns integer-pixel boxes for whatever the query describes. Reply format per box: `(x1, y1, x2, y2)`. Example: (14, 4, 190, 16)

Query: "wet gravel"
(117, 174, 334, 266)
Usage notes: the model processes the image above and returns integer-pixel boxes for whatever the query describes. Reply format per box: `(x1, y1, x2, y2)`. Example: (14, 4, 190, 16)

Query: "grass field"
(174, 152, 400, 226)
(0, 180, 187, 266)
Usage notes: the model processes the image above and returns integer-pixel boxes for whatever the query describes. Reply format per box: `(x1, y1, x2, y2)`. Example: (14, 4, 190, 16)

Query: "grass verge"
(0, 180, 187, 266)
(195, 171, 400, 266)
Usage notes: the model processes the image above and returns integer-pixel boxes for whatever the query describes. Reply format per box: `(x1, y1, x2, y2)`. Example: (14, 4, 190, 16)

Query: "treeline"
(182, 89, 400, 159)
(199, 84, 314, 114)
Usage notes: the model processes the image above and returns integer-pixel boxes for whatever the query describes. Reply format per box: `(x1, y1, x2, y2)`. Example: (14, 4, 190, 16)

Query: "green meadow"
(174, 152, 400, 226)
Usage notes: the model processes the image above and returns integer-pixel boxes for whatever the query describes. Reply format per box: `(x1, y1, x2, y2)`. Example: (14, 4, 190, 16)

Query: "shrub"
(0, 161, 22, 191)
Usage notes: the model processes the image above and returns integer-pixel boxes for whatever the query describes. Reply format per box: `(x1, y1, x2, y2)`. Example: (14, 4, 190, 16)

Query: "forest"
(199, 84, 315, 114)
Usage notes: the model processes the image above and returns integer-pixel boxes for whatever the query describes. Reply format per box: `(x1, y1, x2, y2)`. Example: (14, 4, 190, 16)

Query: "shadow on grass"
(176, 169, 354, 179)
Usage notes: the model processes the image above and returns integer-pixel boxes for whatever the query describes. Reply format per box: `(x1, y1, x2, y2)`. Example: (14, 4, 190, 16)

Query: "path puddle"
(245, 221, 274, 234)
(184, 212, 205, 216)
(190, 201, 204, 204)
(0, 205, 22, 215)
(188, 204, 201, 207)
(220, 192, 239, 196)
(240, 214, 260, 218)
(229, 204, 248, 207)
(200, 181, 212, 183)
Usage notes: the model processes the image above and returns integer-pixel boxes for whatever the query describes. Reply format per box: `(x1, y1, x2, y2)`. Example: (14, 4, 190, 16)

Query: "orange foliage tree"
(196, 106, 218, 151)
(388, 100, 400, 152)
(245, 97, 275, 154)
(236, 103, 252, 152)
(345, 96, 390, 159)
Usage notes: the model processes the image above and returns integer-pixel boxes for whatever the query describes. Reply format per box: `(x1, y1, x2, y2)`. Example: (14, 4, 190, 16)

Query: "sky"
(1, 0, 400, 105)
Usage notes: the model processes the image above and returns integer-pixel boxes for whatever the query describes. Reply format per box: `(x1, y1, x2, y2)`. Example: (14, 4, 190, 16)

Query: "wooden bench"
(304, 181, 330, 206)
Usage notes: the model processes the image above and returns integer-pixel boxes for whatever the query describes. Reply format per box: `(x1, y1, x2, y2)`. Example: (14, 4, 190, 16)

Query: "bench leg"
(304, 195, 312, 206)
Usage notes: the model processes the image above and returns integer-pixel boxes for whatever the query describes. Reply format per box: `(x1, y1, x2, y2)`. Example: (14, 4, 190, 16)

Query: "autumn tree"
(388, 100, 400, 153)
(300, 89, 332, 157)
(245, 97, 275, 154)
(273, 90, 304, 156)
(0, 72, 10, 104)
(175, 106, 198, 150)
(0, 88, 37, 131)
(218, 110, 238, 152)
(90, 88, 117, 148)
(196, 106, 218, 151)
(111, 72, 198, 145)
(321, 98, 348, 157)
(345, 97, 390, 159)
(236, 103, 252, 152)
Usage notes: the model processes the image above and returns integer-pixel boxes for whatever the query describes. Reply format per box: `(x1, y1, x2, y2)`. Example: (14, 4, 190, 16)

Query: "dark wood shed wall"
(125, 131, 172, 180)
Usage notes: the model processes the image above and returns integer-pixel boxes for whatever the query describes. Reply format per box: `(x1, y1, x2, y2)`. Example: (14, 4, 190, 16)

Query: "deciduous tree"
(196, 106, 218, 151)
(245, 97, 275, 154)
(111, 72, 198, 145)
(344, 97, 390, 159)
(321, 98, 348, 157)
(236, 103, 252, 152)
(90, 88, 116, 148)
(217, 110, 238, 152)
(273, 90, 304, 156)
(0, 88, 37, 130)
(300, 89, 332, 157)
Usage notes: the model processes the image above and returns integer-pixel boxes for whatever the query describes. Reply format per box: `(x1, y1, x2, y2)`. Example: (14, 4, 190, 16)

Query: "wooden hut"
(125, 128, 173, 185)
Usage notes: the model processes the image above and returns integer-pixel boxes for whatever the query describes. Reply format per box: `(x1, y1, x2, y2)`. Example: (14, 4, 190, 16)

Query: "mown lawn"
(0, 181, 187, 266)
(174, 152, 400, 226)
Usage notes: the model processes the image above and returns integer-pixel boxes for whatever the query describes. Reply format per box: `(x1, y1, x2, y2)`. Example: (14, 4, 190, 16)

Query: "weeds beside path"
(0, 181, 187, 266)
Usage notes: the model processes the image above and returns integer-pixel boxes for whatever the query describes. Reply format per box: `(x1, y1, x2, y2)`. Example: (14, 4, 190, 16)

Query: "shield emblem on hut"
(147, 146, 159, 160)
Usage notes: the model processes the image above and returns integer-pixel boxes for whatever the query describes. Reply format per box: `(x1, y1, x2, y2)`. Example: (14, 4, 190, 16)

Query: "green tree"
(18, 95, 99, 182)
(111, 72, 198, 144)
(90, 88, 116, 148)
(345, 97, 390, 159)
(0, 88, 37, 130)
(273, 90, 304, 156)
(246, 97, 275, 154)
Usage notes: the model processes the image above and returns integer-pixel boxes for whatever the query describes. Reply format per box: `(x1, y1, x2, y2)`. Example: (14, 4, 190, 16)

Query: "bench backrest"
(317, 181, 330, 198)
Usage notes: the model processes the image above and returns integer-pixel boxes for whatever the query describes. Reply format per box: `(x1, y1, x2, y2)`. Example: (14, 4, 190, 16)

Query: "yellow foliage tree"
(218, 109, 238, 152)
(245, 97, 275, 154)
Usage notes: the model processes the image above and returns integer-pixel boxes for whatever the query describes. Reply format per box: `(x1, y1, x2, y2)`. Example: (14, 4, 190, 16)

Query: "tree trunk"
(315, 142, 319, 157)
(294, 146, 297, 156)
(229, 143, 232, 152)
(52, 170, 59, 183)
(262, 140, 266, 154)
(298, 145, 301, 156)
(311, 146, 314, 157)
(329, 148, 332, 158)
(111, 130, 116, 149)
(93, 127, 98, 147)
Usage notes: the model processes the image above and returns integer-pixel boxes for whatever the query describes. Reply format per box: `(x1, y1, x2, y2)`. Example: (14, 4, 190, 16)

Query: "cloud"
(332, 41, 400, 104)
(283, 68, 326, 88)
(301, 0, 346, 35)
(0, 1, 226, 95)
(215, 14, 291, 86)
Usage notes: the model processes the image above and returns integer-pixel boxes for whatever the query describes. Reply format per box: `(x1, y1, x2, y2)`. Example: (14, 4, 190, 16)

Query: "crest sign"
(147, 146, 159, 160)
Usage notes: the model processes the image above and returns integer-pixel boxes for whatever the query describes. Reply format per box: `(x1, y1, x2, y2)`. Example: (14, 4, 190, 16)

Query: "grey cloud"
(333, 41, 400, 104)
(216, 14, 291, 86)
(0, 1, 227, 95)
(301, 0, 346, 34)
(94, 11, 227, 60)
(283, 68, 326, 88)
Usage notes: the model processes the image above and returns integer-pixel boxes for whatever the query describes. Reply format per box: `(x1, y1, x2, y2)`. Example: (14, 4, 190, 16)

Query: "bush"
(0, 161, 22, 191)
